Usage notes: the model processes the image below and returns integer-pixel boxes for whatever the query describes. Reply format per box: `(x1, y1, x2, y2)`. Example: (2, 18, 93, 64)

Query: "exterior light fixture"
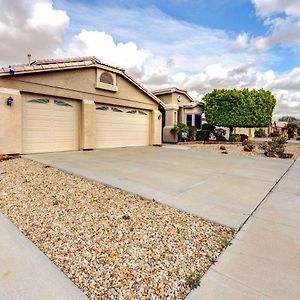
(6, 96, 13, 106)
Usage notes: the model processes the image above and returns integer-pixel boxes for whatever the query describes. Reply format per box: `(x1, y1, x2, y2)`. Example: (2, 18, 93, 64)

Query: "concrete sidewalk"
(0, 213, 88, 300)
(187, 158, 300, 300)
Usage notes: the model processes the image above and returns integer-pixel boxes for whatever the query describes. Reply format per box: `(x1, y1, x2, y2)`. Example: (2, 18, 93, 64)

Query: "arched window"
(100, 72, 114, 85)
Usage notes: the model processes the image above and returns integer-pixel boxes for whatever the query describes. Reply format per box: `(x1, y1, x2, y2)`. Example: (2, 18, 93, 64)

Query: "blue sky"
(1, 0, 300, 118)
(54, 0, 298, 73)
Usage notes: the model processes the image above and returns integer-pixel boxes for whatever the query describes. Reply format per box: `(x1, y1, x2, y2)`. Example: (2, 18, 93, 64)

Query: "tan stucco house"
(0, 56, 163, 154)
(152, 88, 204, 143)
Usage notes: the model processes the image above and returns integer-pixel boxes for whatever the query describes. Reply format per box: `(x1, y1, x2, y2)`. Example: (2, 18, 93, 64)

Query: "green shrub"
(229, 134, 241, 142)
(188, 126, 197, 140)
(254, 128, 266, 138)
(171, 123, 189, 134)
(196, 130, 210, 141)
(269, 131, 280, 137)
(216, 135, 227, 141)
(202, 123, 215, 134)
(297, 129, 300, 136)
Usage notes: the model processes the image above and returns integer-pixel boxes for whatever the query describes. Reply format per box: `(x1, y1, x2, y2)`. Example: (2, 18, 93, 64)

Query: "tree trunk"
(229, 126, 234, 136)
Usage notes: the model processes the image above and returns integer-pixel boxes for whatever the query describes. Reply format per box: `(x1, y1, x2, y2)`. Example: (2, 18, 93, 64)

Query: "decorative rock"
(219, 146, 226, 151)
(243, 145, 252, 152)
(264, 151, 276, 158)
(280, 153, 294, 159)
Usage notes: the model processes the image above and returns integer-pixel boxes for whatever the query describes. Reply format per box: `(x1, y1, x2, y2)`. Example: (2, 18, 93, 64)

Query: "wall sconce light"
(6, 96, 13, 106)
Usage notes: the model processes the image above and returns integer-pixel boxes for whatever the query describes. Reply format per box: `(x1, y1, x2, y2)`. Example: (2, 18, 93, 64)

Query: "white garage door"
(96, 104, 150, 148)
(23, 98, 80, 154)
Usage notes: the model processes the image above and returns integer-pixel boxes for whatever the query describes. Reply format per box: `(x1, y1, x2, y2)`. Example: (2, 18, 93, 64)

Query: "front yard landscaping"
(189, 142, 300, 160)
(0, 158, 233, 299)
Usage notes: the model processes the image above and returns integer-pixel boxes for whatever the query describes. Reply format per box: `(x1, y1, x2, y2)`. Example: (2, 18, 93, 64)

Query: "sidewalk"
(0, 213, 88, 300)
(187, 158, 300, 300)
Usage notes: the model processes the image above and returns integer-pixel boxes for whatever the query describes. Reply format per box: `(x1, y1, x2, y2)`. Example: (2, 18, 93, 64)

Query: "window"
(28, 99, 49, 104)
(138, 110, 147, 115)
(195, 115, 201, 129)
(186, 114, 192, 126)
(96, 106, 109, 111)
(54, 100, 72, 107)
(127, 110, 137, 114)
(112, 107, 123, 113)
(100, 72, 114, 85)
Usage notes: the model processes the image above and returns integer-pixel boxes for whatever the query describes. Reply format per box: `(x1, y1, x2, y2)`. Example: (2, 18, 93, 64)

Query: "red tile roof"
(0, 56, 165, 107)
(152, 87, 204, 106)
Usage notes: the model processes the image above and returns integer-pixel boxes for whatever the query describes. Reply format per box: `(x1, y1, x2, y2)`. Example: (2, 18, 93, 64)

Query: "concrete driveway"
(25, 146, 292, 229)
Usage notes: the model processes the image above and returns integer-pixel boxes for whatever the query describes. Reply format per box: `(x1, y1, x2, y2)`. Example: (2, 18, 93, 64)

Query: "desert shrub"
(269, 131, 280, 137)
(254, 128, 266, 138)
(229, 134, 241, 142)
(273, 136, 288, 144)
(259, 136, 287, 157)
(240, 134, 248, 142)
(215, 128, 226, 136)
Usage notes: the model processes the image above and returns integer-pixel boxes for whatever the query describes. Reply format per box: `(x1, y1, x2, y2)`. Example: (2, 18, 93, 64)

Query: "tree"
(284, 122, 298, 139)
(204, 89, 276, 135)
(279, 116, 299, 124)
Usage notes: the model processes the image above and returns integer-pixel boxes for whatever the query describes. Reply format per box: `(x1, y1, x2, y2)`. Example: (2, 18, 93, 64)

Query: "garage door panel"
(96, 105, 150, 148)
(23, 98, 79, 154)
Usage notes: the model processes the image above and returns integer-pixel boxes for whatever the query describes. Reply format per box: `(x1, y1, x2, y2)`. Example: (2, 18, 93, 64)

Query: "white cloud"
(231, 33, 249, 51)
(252, 0, 300, 18)
(0, 0, 69, 64)
(65, 30, 151, 76)
(249, 0, 300, 54)
(251, 17, 300, 52)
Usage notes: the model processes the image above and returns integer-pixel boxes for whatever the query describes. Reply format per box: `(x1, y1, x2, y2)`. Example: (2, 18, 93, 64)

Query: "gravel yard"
(0, 158, 233, 300)
(189, 143, 300, 160)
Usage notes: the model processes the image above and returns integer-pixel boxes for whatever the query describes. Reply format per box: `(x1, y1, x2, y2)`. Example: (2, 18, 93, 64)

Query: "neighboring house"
(268, 121, 288, 136)
(0, 56, 163, 154)
(152, 87, 204, 143)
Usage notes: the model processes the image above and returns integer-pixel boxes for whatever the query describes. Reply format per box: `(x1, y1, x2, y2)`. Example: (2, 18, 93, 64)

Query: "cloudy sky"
(1, 0, 300, 119)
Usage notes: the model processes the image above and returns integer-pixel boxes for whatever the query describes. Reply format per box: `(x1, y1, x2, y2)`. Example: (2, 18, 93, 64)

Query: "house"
(0, 56, 163, 154)
(152, 87, 204, 143)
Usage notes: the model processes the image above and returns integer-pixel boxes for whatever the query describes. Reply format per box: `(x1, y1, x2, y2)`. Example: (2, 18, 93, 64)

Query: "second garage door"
(96, 104, 150, 148)
(23, 97, 80, 154)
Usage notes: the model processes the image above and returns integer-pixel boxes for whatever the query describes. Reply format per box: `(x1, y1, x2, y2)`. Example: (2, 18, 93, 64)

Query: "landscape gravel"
(0, 158, 234, 299)
(190, 143, 300, 159)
